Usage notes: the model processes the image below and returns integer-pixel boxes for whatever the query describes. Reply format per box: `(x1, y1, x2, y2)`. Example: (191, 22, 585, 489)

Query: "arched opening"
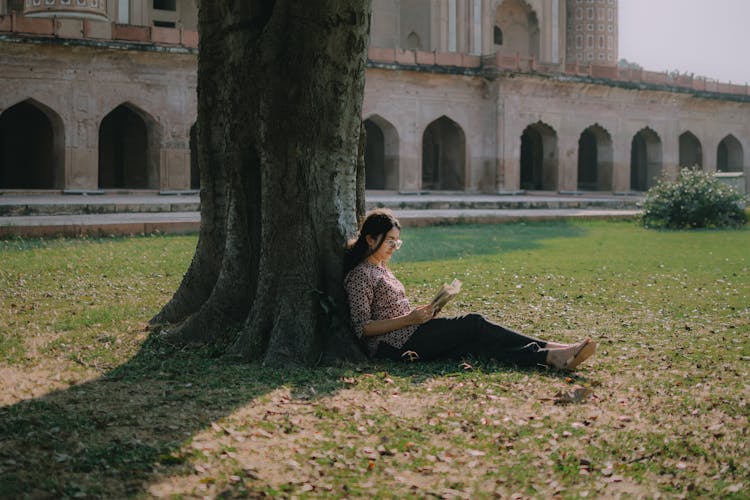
(494, 0, 540, 59)
(520, 122, 558, 191)
(0, 99, 64, 189)
(364, 120, 385, 189)
(630, 127, 662, 191)
(717, 134, 743, 173)
(406, 31, 421, 50)
(577, 124, 613, 191)
(422, 116, 466, 191)
(494, 25, 503, 45)
(679, 131, 702, 169)
(189, 123, 199, 190)
(98, 104, 159, 189)
(364, 115, 400, 191)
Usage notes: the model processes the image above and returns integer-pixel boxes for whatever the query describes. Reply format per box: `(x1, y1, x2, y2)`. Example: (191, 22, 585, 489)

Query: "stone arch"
(717, 134, 743, 173)
(405, 31, 421, 50)
(0, 98, 65, 189)
(494, 25, 503, 45)
(364, 114, 400, 190)
(189, 122, 199, 189)
(577, 124, 613, 191)
(98, 102, 161, 190)
(630, 127, 662, 191)
(520, 121, 558, 191)
(679, 131, 703, 169)
(494, 0, 540, 59)
(422, 115, 466, 191)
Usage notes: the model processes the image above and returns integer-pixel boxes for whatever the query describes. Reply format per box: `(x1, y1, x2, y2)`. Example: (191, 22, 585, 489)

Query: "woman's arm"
(362, 304, 434, 337)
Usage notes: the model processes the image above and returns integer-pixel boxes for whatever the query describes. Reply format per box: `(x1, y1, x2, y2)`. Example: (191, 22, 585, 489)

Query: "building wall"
(363, 68, 750, 193)
(363, 68, 498, 192)
(1, 1, 748, 194)
(0, 42, 196, 190)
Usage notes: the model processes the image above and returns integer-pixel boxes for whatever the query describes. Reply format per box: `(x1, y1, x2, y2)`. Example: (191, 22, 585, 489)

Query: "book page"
(430, 278, 462, 310)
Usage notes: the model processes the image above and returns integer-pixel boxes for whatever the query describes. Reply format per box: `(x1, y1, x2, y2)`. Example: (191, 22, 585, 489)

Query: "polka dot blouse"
(344, 261, 418, 357)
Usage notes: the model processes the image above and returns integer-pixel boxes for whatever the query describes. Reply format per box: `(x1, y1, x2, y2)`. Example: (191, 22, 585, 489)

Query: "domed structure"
(23, 0, 107, 21)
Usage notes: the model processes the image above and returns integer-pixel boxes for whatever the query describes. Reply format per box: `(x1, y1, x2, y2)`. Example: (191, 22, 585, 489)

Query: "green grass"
(1, 221, 749, 498)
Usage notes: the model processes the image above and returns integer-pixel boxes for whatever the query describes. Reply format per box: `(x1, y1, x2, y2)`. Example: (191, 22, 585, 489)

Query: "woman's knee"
(455, 313, 486, 337)
(463, 312, 487, 327)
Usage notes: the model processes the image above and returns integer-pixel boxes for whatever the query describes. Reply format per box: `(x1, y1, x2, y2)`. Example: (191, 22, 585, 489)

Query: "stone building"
(0, 0, 748, 194)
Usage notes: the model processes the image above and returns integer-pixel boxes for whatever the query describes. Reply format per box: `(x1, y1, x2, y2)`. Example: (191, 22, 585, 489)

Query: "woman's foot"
(565, 339, 596, 370)
(545, 338, 596, 370)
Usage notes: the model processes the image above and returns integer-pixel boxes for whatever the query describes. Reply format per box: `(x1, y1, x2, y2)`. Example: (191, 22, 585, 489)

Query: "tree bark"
(151, 0, 371, 365)
(356, 122, 367, 226)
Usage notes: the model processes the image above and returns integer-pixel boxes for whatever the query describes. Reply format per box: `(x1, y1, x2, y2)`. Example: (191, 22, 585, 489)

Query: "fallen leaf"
(554, 387, 593, 405)
(252, 429, 273, 438)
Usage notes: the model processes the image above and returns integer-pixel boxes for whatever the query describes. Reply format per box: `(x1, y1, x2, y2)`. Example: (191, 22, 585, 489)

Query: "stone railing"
(0, 13, 197, 48)
(369, 48, 750, 98)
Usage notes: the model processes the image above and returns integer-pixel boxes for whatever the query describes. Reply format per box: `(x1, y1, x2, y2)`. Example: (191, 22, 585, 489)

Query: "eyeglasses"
(385, 239, 403, 249)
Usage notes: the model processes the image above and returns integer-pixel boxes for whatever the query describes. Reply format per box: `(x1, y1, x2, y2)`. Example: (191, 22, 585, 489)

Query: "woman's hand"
(408, 305, 435, 325)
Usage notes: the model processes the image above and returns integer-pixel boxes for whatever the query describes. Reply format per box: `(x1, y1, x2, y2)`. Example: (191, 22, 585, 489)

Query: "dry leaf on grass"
(554, 387, 594, 405)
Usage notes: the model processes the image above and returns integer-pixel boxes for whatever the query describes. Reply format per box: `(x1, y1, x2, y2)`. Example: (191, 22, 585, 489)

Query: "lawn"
(0, 221, 748, 498)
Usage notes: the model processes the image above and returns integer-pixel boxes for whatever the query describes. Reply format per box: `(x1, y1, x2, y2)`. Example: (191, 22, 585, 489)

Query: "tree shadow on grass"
(0, 339, 345, 498)
(0, 336, 577, 498)
(392, 220, 588, 264)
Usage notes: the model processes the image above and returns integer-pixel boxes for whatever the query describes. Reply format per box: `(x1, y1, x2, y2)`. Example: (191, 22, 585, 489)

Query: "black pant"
(375, 313, 548, 366)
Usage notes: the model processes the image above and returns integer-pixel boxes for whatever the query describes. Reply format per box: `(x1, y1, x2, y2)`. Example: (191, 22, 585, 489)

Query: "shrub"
(641, 168, 747, 229)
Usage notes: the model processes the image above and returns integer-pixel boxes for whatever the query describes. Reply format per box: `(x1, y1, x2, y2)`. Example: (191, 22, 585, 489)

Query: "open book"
(430, 278, 462, 311)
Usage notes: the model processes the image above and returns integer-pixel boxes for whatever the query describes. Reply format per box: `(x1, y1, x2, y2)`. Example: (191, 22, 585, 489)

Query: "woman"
(344, 209, 596, 370)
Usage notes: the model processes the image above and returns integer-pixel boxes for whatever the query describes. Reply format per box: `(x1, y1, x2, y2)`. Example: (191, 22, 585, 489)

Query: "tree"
(150, 0, 372, 365)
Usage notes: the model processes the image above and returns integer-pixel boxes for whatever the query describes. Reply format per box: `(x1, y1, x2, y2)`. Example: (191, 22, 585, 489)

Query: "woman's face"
(368, 227, 401, 264)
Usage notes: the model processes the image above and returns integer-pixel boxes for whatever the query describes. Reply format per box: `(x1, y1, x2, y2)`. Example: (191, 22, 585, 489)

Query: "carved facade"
(0, 0, 748, 194)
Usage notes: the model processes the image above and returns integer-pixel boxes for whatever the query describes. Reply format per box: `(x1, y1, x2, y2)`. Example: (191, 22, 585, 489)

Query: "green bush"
(641, 167, 747, 229)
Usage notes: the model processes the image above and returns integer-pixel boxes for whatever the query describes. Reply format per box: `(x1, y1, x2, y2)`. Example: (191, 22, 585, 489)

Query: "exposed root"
(160, 173, 253, 346)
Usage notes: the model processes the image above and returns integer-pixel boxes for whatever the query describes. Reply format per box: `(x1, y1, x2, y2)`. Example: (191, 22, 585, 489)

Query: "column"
(448, 0, 457, 52)
(399, 123, 422, 192)
(551, 0, 560, 63)
(661, 126, 679, 182)
(432, 0, 449, 52)
(471, 0, 481, 55)
(702, 135, 719, 173)
(456, 0, 467, 53)
(557, 132, 579, 193)
(611, 133, 630, 193)
(481, 0, 493, 55)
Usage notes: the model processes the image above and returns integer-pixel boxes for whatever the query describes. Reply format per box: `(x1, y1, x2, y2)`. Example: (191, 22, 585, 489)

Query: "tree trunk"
(356, 122, 367, 226)
(152, 0, 371, 365)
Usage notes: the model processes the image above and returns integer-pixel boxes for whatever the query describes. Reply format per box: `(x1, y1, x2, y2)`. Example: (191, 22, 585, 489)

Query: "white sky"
(618, 0, 750, 84)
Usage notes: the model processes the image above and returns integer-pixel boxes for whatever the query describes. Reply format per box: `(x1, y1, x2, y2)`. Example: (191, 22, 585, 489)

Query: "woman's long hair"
(344, 209, 401, 274)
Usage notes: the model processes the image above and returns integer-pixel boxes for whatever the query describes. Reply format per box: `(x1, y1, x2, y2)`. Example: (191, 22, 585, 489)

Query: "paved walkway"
(0, 192, 642, 237)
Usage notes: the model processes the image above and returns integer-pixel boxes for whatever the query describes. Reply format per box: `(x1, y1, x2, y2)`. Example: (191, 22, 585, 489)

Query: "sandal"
(564, 339, 597, 370)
